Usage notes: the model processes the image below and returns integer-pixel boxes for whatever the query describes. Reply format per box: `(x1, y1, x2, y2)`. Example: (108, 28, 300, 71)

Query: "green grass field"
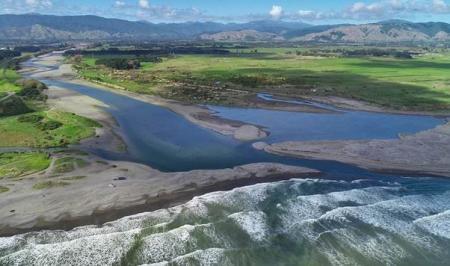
(0, 110, 100, 148)
(0, 152, 51, 179)
(77, 49, 450, 111)
(0, 69, 22, 96)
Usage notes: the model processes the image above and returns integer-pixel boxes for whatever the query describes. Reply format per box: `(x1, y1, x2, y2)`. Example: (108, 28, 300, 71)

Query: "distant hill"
(289, 20, 450, 43)
(200, 30, 283, 42)
(0, 14, 449, 43)
(0, 14, 309, 41)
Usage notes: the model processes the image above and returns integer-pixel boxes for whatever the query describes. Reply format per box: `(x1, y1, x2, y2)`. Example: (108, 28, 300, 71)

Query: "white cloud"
(433, 0, 450, 11)
(297, 10, 318, 19)
(269, 5, 283, 19)
(115, 1, 125, 8)
(25, 0, 52, 8)
(349, 2, 384, 15)
(0, 0, 450, 23)
(136, 6, 208, 21)
(139, 0, 149, 9)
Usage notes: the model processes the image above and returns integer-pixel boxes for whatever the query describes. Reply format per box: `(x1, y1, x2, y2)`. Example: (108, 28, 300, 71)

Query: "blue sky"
(1, 0, 450, 24)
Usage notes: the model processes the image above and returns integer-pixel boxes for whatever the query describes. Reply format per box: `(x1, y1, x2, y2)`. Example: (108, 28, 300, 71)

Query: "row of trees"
(343, 49, 413, 59)
(95, 58, 141, 70)
(0, 50, 21, 61)
(65, 47, 230, 57)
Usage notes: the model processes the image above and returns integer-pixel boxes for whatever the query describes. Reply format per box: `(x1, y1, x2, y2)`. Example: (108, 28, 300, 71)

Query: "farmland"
(74, 47, 450, 111)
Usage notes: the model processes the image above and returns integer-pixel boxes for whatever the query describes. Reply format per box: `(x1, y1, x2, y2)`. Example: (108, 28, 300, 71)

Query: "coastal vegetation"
(53, 156, 90, 173)
(0, 152, 51, 179)
(0, 110, 99, 148)
(0, 52, 101, 181)
(32, 180, 70, 190)
(0, 56, 100, 149)
(0, 69, 22, 95)
(72, 46, 450, 111)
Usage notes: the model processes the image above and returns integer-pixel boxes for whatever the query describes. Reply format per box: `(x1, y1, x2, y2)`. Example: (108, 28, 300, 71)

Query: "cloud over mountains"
(0, 0, 449, 23)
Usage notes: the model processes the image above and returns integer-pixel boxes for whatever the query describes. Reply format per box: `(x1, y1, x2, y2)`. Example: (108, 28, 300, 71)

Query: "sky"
(1, 0, 450, 24)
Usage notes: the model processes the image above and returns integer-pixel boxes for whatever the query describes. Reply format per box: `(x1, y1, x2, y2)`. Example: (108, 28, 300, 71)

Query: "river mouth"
(5, 56, 449, 265)
(22, 55, 445, 174)
(39, 78, 444, 176)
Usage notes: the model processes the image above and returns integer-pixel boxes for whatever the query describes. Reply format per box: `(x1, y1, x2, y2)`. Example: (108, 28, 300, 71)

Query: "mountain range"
(1, 14, 450, 43)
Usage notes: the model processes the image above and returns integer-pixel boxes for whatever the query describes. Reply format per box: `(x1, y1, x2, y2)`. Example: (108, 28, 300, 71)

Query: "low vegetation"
(53, 157, 90, 174)
(16, 79, 48, 101)
(0, 94, 32, 117)
(33, 180, 70, 190)
(61, 175, 87, 181)
(0, 186, 10, 193)
(0, 69, 22, 94)
(0, 49, 100, 183)
(74, 46, 450, 111)
(0, 152, 51, 179)
(95, 58, 141, 70)
(0, 110, 99, 148)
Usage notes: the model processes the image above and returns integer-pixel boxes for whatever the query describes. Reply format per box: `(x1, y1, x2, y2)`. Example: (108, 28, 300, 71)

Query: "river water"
(2, 57, 448, 265)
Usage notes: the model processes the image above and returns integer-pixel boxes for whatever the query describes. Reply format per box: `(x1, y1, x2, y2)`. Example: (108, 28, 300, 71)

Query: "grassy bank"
(75, 48, 450, 111)
(0, 110, 100, 148)
(0, 62, 101, 180)
(0, 65, 100, 149)
(0, 69, 21, 96)
(0, 152, 51, 179)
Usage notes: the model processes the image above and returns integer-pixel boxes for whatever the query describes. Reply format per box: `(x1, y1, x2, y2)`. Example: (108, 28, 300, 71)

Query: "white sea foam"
(144, 248, 229, 266)
(1, 178, 449, 265)
(414, 210, 450, 239)
(0, 229, 139, 265)
(228, 211, 269, 242)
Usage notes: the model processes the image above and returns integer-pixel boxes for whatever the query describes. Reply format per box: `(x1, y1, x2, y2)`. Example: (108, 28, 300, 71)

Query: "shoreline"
(0, 157, 320, 237)
(307, 95, 450, 117)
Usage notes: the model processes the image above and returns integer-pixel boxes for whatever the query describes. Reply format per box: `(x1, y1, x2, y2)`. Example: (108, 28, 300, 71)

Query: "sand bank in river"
(264, 120, 450, 177)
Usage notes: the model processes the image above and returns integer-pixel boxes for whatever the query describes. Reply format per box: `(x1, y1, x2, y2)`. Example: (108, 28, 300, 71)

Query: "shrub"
(16, 79, 48, 101)
(17, 114, 44, 123)
(33, 181, 69, 190)
(17, 87, 48, 101)
(36, 120, 63, 131)
(0, 95, 31, 117)
(0, 50, 21, 61)
(18, 79, 48, 91)
(96, 58, 141, 70)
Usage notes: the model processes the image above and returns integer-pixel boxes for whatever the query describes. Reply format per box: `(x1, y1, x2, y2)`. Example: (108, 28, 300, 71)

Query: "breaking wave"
(1, 177, 450, 265)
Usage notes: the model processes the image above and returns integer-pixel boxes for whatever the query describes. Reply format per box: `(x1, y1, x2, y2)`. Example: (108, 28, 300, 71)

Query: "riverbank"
(263, 120, 450, 177)
(24, 53, 273, 141)
(45, 85, 126, 153)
